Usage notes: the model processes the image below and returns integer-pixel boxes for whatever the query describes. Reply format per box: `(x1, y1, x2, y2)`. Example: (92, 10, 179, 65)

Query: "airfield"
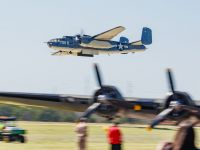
(1, 122, 200, 150)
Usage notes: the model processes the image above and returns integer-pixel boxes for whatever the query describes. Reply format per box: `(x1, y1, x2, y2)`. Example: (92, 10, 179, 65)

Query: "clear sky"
(0, 0, 200, 100)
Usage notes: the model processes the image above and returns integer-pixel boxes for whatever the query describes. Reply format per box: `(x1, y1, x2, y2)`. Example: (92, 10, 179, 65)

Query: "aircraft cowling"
(119, 36, 129, 44)
(93, 87, 114, 103)
(92, 86, 121, 118)
(80, 36, 91, 44)
(163, 91, 195, 120)
(93, 86, 123, 103)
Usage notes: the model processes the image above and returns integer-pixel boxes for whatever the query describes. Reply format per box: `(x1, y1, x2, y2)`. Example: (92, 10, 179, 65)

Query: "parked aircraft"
(0, 65, 198, 127)
(47, 26, 152, 57)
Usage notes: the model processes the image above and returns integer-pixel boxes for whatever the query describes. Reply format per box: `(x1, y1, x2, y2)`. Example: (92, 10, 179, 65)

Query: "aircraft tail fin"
(130, 27, 152, 46)
(141, 27, 152, 45)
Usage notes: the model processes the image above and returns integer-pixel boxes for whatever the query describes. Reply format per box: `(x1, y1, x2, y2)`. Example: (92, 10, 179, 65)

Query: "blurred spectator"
(156, 142, 173, 150)
(173, 122, 198, 150)
(107, 122, 122, 150)
(157, 121, 199, 150)
(75, 118, 88, 150)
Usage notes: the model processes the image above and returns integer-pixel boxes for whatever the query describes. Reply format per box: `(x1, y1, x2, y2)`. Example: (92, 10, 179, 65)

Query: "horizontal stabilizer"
(130, 40, 142, 46)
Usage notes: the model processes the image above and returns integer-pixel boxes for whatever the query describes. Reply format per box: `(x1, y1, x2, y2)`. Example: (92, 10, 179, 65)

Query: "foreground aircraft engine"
(80, 64, 127, 120)
(149, 69, 196, 129)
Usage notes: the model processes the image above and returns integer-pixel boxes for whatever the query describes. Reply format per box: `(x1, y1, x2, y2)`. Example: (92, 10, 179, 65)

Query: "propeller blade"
(94, 64, 103, 88)
(81, 103, 101, 118)
(80, 29, 84, 37)
(167, 68, 175, 94)
(149, 108, 174, 129)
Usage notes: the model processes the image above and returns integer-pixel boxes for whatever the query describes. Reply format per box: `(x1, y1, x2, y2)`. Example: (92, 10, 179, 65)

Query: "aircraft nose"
(47, 41, 52, 47)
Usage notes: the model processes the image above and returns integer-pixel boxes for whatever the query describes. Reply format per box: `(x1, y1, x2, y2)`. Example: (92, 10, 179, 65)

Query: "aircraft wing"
(0, 92, 92, 112)
(92, 26, 125, 40)
(0, 91, 165, 120)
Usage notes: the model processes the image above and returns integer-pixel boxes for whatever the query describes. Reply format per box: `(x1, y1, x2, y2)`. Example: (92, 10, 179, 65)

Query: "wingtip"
(116, 26, 126, 30)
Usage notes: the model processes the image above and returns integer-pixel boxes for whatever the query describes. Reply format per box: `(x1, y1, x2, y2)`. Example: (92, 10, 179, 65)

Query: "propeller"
(167, 68, 175, 94)
(80, 64, 103, 119)
(148, 69, 179, 130)
(80, 29, 84, 37)
(75, 29, 85, 43)
(148, 108, 174, 130)
(81, 103, 101, 118)
(81, 64, 137, 119)
(94, 64, 103, 88)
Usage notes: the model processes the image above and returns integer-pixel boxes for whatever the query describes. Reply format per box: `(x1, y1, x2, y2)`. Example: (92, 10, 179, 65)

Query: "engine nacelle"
(80, 36, 92, 44)
(164, 91, 195, 120)
(119, 36, 129, 44)
(92, 86, 123, 118)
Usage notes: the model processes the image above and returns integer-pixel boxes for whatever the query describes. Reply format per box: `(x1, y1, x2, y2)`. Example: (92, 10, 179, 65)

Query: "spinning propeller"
(75, 29, 85, 44)
(80, 64, 130, 119)
(95, 64, 103, 88)
(149, 69, 178, 129)
(148, 69, 191, 129)
(81, 64, 104, 118)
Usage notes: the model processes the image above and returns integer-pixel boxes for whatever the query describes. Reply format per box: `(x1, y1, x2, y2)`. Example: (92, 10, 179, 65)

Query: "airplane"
(47, 26, 152, 57)
(0, 65, 199, 128)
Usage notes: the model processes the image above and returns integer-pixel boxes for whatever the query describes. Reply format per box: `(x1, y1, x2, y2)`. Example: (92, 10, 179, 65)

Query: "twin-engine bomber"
(47, 26, 152, 57)
(0, 64, 199, 128)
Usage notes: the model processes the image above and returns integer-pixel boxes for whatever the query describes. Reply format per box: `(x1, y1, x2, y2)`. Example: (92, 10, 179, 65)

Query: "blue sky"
(0, 0, 200, 100)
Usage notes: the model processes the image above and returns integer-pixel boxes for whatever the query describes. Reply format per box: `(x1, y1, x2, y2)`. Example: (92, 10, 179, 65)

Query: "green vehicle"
(0, 116, 26, 143)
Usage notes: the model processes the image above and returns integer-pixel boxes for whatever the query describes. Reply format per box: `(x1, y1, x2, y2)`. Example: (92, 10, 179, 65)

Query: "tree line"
(0, 104, 106, 122)
(0, 104, 146, 123)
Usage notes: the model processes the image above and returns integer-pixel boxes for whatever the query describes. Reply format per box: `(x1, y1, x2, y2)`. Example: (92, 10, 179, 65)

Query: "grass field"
(1, 122, 200, 150)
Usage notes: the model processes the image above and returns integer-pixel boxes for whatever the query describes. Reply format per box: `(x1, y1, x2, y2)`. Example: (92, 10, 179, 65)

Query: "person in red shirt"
(107, 122, 122, 150)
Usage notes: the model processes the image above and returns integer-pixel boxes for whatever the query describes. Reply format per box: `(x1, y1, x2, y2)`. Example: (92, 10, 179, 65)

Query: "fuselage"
(47, 36, 146, 55)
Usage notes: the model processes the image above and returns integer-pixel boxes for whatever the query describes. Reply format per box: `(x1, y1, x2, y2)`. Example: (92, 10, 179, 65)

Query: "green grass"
(0, 122, 200, 150)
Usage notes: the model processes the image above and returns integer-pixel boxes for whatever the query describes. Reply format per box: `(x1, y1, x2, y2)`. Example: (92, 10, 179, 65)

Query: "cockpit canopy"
(49, 36, 76, 42)
(49, 39, 60, 42)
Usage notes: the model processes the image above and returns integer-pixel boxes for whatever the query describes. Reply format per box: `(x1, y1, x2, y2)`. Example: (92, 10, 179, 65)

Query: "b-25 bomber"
(47, 26, 152, 57)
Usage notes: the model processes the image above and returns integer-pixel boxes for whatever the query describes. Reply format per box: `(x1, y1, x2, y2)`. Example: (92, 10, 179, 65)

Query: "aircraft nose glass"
(47, 41, 54, 47)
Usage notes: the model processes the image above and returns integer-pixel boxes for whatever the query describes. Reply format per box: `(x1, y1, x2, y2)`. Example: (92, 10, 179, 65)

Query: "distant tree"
(0, 105, 14, 116)
(0, 104, 148, 123)
(38, 109, 61, 122)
